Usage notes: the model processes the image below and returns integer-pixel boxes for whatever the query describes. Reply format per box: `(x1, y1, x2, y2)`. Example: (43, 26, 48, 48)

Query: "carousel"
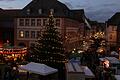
(0, 46, 27, 62)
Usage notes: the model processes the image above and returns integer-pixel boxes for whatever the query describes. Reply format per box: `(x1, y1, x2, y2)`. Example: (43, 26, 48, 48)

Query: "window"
(50, 9, 54, 13)
(25, 31, 29, 38)
(25, 19, 30, 26)
(37, 19, 41, 26)
(38, 9, 42, 14)
(19, 19, 24, 26)
(27, 9, 30, 15)
(56, 19, 60, 27)
(43, 19, 47, 26)
(19, 30, 24, 38)
(112, 26, 116, 31)
(31, 31, 35, 38)
(31, 19, 36, 26)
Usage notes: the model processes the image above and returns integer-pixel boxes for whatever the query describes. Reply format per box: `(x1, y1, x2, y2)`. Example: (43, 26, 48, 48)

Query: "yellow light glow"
(12, 54, 14, 57)
(99, 49, 104, 53)
(20, 31, 24, 37)
(78, 50, 84, 53)
(74, 48, 76, 51)
(103, 60, 109, 68)
(72, 51, 74, 53)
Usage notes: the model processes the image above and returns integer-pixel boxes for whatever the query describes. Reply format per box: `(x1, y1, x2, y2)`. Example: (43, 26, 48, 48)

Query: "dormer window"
(27, 9, 30, 15)
(50, 9, 54, 13)
(38, 9, 42, 14)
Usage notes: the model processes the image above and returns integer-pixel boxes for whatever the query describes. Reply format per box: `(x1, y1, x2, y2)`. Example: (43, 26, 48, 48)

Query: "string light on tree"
(29, 11, 67, 63)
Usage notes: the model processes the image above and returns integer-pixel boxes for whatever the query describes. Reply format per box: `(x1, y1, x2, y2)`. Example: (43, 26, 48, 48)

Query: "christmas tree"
(30, 11, 67, 63)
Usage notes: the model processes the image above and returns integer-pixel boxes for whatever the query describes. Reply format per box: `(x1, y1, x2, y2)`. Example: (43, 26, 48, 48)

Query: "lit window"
(19, 30, 24, 38)
(25, 19, 30, 26)
(31, 19, 36, 26)
(31, 31, 35, 38)
(19, 19, 24, 26)
(37, 19, 41, 26)
(25, 31, 29, 38)
(38, 9, 42, 14)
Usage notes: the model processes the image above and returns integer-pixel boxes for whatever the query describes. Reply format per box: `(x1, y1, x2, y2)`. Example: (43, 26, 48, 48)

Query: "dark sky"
(0, 0, 120, 22)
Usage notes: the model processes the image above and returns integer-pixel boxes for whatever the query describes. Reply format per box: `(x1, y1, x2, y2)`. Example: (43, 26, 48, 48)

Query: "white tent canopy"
(115, 75, 120, 80)
(19, 62, 58, 76)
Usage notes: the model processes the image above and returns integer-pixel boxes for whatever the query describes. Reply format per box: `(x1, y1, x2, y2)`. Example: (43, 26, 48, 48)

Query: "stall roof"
(99, 57, 120, 64)
(106, 57, 120, 64)
(111, 51, 119, 55)
(82, 66, 95, 78)
(19, 62, 58, 76)
(65, 62, 95, 78)
(115, 75, 120, 80)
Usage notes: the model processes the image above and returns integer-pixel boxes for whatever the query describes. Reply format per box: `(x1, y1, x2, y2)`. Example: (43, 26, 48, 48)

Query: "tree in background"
(29, 11, 67, 64)
(29, 11, 67, 80)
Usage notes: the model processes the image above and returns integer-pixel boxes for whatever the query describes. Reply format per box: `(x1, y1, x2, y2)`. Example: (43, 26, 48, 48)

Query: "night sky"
(0, 0, 120, 22)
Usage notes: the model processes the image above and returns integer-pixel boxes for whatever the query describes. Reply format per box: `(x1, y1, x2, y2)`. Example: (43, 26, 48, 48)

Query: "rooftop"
(107, 12, 120, 25)
(65, 62, 95, 78)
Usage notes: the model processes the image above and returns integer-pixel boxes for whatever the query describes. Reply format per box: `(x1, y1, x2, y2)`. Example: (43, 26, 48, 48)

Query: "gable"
(21, 0, 70, 17)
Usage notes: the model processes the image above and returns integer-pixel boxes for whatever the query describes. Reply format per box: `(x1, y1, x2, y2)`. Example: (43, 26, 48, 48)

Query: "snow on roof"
(105, 57, 120, 64)
(72, 63, 83, 72)
(82, 66, 95, 78)
(19, 62, 58, 76)
(111, 51, 119, 55)
(65, 62, 95, 78)
(65, 62, 83, 73)
(115, 75, 120, 80)
(66, 62, 74, 72)
(99, 58, 105, 61)
(99, 57, 120, 64)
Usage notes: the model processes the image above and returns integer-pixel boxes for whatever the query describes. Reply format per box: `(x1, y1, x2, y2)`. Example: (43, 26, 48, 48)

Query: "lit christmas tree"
(30, 11, 67, 64)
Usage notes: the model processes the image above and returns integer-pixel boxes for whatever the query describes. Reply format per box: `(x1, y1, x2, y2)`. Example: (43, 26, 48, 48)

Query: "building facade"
(12, 0, 85, 52)
(106, 12, 120, 51)
(0, 9, 19, 46)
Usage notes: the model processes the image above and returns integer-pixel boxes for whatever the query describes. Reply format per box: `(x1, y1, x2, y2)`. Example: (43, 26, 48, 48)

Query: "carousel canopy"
(19, 62, 58, 76)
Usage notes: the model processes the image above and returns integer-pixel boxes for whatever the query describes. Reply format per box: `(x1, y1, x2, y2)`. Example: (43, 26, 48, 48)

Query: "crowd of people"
(3, 62, 19, 80)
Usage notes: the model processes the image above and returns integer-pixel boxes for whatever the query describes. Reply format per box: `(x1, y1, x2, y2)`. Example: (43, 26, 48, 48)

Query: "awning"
(19, 62, 58, 76)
